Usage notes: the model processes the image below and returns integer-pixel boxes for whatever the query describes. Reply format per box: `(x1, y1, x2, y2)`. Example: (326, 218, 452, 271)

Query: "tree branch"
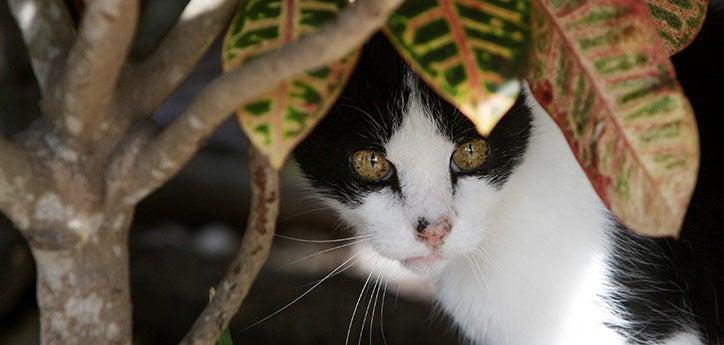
(124, 0, 239, 117)
(54, 0, 139, 140)
(0, 138, 41, 231)
(179, 149, 279, 345)
(7, 0, 75, 95)
(124, 0, 405, 203)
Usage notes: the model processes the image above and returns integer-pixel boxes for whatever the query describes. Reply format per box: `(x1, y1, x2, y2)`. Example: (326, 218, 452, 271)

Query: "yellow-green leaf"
(648, 0, 708, 55)
(384, 0, 531, 136)
(528, 0, 700, 237)
(222, 0, 360, 169)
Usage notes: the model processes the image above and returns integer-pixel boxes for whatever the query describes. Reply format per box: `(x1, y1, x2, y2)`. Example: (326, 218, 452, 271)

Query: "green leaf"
(216, 328, 233, 345)
(222, 0, 360, 169)
(647, 0, 708, 55)
(528, 0, 700, 237)
(384, 0, 531, 136)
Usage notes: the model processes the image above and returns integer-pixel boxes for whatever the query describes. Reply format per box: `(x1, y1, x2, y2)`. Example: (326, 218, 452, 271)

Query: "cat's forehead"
(320, 36, 477, 147)
(386, 88, 455, 160)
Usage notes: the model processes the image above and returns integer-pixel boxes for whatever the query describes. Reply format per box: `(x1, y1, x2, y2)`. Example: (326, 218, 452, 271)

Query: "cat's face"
(294, 35, 531, 276)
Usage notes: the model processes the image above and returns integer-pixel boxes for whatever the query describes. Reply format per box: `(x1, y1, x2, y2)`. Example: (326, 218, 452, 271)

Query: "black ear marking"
(293, 33, 410, 204)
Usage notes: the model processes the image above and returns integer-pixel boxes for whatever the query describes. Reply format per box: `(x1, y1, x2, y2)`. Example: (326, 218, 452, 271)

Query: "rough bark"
(0, 138, 42, 230)
(6, 0, 74, 95)
(31, 209, 134, 345)
(53, 0, 139, 143)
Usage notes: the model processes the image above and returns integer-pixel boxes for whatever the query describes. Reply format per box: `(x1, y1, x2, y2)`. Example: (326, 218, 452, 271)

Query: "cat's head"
(294, 35, 532, 275)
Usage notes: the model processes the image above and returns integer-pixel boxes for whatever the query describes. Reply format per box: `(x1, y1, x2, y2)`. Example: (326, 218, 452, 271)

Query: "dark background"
(0, 1, 722, 344)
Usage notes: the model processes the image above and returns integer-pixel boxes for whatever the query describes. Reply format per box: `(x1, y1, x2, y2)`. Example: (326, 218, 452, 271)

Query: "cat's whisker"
(358, 274, 382, 345)
(299, 254, 369, 288)
(342, 103, 387, 142)
(277, 239, 368, 270)
(471, 247, 497, 275)
(346, 271, 375, 345)
(467, 253, 490, 292)
(380, 280, 389, 345)
(278, 206, 334, 222)
(242, 254, 360, 332)
(275, 233, 372, 244)
(481, 228, 510, 247)
(464, 254, 476, 279)
(282, 192, 329, 209)
(368, 273, 384, 345)
(464, 254, 483, 288)
(472, 247, 498, 271)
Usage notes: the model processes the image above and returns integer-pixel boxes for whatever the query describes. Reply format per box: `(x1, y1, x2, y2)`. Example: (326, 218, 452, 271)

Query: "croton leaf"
(648, 0, 708, 55)
(528, 0, 700, 237)
(384, 0, 531, 136)
(222, 0, 360, 169)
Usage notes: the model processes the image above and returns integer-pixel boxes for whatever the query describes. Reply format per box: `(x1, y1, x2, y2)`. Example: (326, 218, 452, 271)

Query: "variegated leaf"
(384, 0, 531, 136)
(528, 0, 700, 237)
(222, 0, 360, 169)
(648, 0, 708, 55)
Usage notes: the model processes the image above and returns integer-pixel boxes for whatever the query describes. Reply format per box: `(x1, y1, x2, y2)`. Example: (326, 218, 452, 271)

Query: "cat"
(293, 10, 724, 345)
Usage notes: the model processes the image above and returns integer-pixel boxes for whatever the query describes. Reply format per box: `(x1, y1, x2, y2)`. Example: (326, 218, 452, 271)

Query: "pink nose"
(416, 219, 451, 248)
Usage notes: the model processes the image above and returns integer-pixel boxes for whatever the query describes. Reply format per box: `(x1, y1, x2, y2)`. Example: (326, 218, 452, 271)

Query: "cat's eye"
(351, 150, 392, 181)
(451, 139, 488, 172)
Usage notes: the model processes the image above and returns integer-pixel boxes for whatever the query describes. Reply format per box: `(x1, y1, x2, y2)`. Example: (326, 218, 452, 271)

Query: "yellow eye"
(452, 139, 488, 172)
(352, 150, 392, 181)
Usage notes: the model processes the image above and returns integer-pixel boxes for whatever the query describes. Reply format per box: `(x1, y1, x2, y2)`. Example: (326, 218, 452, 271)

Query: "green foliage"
(527, 0, 699, 236)
(384, 0, 531, 136)
(223, 0, 359, 169)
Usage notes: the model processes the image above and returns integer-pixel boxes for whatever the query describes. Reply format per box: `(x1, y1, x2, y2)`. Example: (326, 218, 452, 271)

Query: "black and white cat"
(293, 12, 723, 345)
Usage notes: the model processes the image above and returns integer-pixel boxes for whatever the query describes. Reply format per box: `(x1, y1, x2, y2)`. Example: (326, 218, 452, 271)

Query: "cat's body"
(293, 7, 723, 344)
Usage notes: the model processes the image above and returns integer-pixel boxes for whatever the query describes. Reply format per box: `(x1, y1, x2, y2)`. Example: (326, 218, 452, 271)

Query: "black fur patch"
(293, 34, 408, 204)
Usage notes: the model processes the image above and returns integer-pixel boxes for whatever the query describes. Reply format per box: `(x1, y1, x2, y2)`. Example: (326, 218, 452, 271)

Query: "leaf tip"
(268, 153, 287, 171)
(467, 83, 521, 137)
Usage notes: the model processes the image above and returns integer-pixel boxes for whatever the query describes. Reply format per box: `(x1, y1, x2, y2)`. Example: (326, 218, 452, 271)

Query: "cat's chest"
(433, 248, 627, 345)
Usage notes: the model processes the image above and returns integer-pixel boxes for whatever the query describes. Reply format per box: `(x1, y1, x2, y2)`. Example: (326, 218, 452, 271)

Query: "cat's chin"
(401, 254, 447, 276)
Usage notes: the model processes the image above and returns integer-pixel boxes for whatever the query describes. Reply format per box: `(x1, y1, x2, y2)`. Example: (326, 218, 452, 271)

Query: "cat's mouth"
(401, 253, 444, 273)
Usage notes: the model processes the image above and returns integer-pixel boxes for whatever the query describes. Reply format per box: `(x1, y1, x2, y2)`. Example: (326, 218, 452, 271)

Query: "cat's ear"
(380, 1, 703, 238)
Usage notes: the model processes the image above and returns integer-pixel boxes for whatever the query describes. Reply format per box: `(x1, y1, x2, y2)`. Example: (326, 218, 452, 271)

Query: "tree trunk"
(28, 209, 134, 345)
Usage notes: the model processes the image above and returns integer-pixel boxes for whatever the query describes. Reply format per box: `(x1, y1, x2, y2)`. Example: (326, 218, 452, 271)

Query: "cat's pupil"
(466, 143, 474, 156)
(370, 154, 378, 167)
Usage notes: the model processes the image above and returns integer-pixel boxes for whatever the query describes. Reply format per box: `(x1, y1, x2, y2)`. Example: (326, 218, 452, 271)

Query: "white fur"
(660, 332, 705, 345)
(315, 84, 704, 344)
(432, 88, 625, 345)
